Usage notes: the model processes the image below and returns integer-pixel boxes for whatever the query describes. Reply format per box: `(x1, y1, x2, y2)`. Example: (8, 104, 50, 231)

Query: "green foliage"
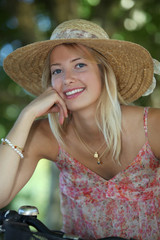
(1, 1, 160, 134)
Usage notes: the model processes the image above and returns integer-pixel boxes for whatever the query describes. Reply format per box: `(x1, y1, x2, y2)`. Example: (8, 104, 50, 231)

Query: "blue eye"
(76, 63, 86, 69)
(52, 69, 62, 75)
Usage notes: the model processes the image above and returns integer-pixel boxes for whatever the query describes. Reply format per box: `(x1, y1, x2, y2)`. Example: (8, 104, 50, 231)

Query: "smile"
(65, 88, 84, 96)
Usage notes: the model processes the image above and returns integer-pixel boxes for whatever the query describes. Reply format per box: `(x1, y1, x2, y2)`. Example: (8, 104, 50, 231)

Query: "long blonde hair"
(42, 43, 126, 163)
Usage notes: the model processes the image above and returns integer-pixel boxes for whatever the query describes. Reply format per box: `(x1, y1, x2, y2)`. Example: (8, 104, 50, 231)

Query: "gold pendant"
(94, 152, 99, 159)
(94, 152, 101, 165)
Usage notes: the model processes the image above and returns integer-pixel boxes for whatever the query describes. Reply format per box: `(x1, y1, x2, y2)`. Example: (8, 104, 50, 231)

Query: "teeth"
(65, 88, 84, 96)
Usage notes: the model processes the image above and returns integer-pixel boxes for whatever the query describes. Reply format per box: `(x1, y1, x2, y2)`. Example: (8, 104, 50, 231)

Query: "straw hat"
(3, 19, 155, 102)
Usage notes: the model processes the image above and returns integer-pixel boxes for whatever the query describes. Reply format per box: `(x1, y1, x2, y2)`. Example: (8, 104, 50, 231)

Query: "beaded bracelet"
(1, 138, 24, 159)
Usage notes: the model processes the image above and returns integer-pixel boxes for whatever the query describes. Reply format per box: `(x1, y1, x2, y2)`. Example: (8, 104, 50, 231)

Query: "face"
(50, 44, 102, 112)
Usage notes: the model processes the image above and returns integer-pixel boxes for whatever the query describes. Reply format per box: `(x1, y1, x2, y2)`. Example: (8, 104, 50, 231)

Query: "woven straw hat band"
(50, 19, 109, 40)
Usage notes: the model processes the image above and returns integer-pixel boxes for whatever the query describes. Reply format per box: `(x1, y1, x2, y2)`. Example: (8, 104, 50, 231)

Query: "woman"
(0, 19, 160, 239)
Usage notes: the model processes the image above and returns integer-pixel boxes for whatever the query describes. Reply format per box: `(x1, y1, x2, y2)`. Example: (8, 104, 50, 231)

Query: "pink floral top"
(55, 107, 160, 240)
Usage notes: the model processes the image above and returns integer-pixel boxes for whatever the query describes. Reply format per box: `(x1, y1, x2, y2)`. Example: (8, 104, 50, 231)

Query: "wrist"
(20, 105, 37, 121)
(17, 106, 36, 127)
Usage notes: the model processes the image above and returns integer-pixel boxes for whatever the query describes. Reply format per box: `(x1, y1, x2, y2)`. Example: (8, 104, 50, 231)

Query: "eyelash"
(76, 63, 86, 68)
(52, 69, 62, 75)
(51, 62, 87, 75)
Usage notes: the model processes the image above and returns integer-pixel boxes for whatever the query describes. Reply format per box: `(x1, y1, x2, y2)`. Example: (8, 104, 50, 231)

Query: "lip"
(63, 87, 85, 99)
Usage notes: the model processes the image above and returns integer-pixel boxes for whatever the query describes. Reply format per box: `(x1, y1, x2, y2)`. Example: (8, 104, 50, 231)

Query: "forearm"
(0, 87, 67, 207)
(0, 107, 36, 205)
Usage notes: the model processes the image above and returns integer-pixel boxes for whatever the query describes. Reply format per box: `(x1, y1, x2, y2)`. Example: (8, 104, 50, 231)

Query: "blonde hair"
(42, 43, 126, 163)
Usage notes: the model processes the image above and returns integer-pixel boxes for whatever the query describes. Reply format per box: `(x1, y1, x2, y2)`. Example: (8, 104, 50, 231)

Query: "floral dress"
(55, 107, 160, 240)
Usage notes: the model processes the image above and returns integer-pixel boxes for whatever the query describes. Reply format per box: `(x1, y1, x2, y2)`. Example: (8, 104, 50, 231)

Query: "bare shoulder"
(121, 104, 145, 127)
(26, 118, 59, 161)
(121, 105, 160, 159)
(148, 107, 160, 123)
(147, 107, 160, 159)
(120, 105, 146, 156)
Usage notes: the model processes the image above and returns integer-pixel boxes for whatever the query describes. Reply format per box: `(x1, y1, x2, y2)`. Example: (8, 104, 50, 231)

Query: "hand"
(24, 87, 68, 124)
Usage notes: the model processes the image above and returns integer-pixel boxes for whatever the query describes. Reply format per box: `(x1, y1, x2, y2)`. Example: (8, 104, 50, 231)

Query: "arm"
(0, 87, 68, 208)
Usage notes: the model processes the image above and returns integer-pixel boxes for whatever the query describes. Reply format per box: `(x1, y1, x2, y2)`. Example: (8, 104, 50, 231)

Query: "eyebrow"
(50, 57, 83, 67)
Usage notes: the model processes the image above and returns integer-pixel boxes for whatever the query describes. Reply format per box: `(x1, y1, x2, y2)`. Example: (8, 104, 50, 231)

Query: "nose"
(63, 69, 76, 85)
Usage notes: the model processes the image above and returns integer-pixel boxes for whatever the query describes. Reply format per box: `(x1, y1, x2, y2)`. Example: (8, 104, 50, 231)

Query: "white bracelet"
(1, 138, 24, 159)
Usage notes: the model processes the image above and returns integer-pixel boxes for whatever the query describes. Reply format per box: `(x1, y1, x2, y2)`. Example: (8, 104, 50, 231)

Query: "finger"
(42, 87, 68, 119)
(47, 103, 67, 126)
(56, 103, 66, 125)
(48, 88, 68, 117)
(49, 104, 60, 113)
(59, 110, 65, 125)
(54, 99, 68, 118)
(49, 102, 68, 117)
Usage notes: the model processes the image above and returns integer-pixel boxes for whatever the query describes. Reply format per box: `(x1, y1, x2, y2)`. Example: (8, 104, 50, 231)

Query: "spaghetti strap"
(143, 107, 150, 139)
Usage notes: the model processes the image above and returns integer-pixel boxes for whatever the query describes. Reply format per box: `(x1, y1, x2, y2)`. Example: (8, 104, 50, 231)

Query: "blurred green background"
(0, 0, 160, 230)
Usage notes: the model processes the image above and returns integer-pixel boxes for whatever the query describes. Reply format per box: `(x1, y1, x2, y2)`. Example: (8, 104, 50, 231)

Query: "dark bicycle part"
(0, 209, 21, 225)
(0, 206, 80, 239)
(0, 206, 135, 240)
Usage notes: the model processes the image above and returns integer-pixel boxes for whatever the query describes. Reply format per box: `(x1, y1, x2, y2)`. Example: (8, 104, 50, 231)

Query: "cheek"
(51, 78, 60, 90)
(51, 79, 64, 98)
(90, 72, 102, 89)
(51, 78, 54, 87)
(95, 70, 102, 91)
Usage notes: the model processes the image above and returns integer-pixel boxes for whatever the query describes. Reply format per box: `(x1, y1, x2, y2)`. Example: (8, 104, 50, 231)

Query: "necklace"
(73, 124, 107, 165)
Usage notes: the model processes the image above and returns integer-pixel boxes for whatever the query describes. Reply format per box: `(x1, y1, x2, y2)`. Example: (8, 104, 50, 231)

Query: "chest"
(61, 110, 146, 180)
(62, 134, 145, 181)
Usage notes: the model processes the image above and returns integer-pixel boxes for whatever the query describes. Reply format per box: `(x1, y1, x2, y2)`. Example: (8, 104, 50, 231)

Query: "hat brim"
(3, 38, 153, 102)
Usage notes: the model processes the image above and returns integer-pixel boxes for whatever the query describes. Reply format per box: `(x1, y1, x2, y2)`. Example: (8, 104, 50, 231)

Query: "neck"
(71, 110, 102, 141)
(71, 110, 106, 165)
